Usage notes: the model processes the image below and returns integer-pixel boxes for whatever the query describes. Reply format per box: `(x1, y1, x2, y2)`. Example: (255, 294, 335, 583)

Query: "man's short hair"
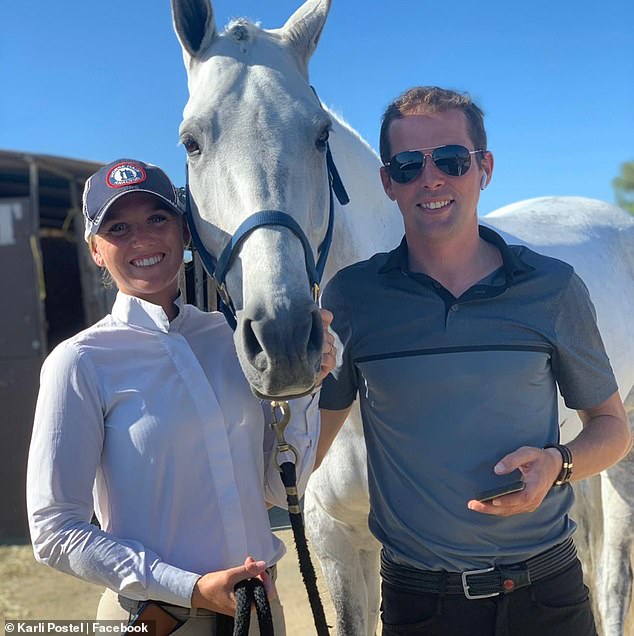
(379, 86, 487, 166)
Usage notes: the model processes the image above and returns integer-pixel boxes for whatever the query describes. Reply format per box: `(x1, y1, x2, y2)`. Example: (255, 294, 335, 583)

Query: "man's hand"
(467, 446, 562, 516)
(316, 308, 336, 386)
(468, 392, 631, 517)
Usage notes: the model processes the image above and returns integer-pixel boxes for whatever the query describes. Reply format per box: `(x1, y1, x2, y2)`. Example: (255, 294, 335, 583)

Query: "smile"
(418, 200, 451, 210)
(131, 254, 164, 267)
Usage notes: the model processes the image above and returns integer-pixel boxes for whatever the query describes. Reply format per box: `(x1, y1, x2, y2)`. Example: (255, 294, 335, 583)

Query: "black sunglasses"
(385, 144, 484, 184)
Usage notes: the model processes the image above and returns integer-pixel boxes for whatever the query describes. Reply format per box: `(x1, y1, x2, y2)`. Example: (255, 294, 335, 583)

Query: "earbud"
(480, 173, 488, 190)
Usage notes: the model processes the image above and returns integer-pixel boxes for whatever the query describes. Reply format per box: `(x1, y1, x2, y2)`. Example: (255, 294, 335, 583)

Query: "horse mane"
(324, 105, 380, 160)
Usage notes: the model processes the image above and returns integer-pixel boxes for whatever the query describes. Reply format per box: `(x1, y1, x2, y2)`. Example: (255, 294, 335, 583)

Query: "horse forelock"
(224, 18, 260, 42)
(222, 18, 289, 49)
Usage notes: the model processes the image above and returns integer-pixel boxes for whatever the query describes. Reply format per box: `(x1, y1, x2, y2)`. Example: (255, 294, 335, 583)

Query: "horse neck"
(323, 110, 403, 285)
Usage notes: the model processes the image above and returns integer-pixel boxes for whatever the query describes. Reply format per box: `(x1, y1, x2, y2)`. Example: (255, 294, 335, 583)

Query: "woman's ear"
(89, 237, 105, 268)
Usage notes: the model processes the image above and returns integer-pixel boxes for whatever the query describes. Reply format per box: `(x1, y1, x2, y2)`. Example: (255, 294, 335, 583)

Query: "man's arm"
(314, 406, 352, 470)
(566, 391, 632, 480)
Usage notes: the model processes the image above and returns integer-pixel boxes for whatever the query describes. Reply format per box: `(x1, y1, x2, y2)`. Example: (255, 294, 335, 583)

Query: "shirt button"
(450, 304, 459, 312)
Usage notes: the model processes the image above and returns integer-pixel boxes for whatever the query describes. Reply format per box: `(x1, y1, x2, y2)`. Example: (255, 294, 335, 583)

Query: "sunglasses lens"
(388, 151, 424, 184)
(432, 145, 472, 177)
(388, 145, 478, 182)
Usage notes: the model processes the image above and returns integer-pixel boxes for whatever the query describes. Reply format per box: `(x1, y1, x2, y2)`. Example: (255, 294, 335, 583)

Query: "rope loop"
(233, 578, 274, 636)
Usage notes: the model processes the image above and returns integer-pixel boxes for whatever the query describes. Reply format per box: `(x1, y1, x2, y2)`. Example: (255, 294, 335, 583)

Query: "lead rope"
(233, 577, 274, 636)
(270, 401, 330, 636)
(231, 401, 329, 636)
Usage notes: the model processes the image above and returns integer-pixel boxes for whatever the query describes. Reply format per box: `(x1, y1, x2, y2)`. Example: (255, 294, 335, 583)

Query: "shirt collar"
(111, 292, 184, 333)
(378, 225, 533, 285)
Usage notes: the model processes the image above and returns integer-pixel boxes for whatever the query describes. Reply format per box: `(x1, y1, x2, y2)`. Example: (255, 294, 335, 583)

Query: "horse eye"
(316, 128, 330, 151)
(182, 135, 201, 156)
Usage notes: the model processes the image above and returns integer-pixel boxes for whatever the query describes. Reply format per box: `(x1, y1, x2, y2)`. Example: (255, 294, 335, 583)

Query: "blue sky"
(3, 0, 633, 215)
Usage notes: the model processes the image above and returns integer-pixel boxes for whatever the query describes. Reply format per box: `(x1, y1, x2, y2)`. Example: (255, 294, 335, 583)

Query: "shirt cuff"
(148, 561, 202, 607)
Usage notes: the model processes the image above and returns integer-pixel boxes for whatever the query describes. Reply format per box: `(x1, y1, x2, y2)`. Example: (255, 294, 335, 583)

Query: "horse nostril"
(242, 319, 267, 371)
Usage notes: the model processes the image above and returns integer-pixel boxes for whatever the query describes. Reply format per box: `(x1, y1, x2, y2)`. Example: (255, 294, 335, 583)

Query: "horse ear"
(282, 0, 331, 70)
(171, 0, 217, 61)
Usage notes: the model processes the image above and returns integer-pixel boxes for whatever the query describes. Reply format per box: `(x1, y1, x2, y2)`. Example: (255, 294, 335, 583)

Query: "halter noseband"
(184, 106, 349, 330)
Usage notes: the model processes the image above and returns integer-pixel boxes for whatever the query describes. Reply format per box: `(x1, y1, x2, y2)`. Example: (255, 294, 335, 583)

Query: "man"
(317, 86, 632, 635)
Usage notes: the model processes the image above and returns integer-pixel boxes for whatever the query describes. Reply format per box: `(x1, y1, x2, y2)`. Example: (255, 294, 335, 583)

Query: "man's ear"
(182, 219, 191, 247)
(481, 151, 494, 188)
(380, 166, 396, 201)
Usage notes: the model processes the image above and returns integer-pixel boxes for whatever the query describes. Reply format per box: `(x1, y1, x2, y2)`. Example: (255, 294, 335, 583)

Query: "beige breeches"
(96, 587, 286, 636)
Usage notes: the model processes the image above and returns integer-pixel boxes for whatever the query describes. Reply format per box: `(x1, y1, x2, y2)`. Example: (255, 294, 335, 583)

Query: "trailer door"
(0, 197, 45, 539)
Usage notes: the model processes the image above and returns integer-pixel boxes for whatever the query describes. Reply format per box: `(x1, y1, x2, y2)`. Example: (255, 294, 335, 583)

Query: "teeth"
(419, 200, 451, 209)
(132, 255, 163, 267)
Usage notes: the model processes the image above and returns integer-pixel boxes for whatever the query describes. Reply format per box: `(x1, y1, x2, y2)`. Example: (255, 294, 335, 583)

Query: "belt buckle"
(461, 566, 499, 599)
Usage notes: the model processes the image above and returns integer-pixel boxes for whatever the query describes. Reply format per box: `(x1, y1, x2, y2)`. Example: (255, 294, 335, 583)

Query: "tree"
(613, 160, 634, 215)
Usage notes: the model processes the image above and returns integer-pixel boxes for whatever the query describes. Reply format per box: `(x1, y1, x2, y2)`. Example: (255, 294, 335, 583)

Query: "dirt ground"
(0, 529, 336, 634)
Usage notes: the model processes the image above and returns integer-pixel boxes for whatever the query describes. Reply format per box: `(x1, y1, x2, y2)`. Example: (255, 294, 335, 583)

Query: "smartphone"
(128, 601, 184, 636)
(475, 480, 525, 503)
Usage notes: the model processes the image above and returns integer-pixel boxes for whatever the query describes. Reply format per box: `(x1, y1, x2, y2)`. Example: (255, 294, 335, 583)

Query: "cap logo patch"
(107, 162, 147, 189)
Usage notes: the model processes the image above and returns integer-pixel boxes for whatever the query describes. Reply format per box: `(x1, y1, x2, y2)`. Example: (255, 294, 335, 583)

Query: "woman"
(26, 158, 336, 635)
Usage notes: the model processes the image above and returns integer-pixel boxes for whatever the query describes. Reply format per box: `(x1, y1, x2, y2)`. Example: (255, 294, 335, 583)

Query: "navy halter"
(182, 92, 348, 636)
(184, 127, 349, 330)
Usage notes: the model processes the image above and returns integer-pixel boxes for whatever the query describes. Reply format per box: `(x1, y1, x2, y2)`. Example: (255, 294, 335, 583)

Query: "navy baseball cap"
(82, 158, 184, 240)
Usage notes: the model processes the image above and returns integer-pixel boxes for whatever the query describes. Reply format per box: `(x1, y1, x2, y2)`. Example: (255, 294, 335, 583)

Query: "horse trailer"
(0, 150, 114, 540)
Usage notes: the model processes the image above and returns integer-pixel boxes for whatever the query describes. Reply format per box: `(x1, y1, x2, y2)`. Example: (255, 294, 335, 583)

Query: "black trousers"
(381, 559, 597, 636)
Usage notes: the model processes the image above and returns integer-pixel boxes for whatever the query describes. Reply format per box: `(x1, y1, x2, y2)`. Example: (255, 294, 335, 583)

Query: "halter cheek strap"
(184, 137, 349, 330)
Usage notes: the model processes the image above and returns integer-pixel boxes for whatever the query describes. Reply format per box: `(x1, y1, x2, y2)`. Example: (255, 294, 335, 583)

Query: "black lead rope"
(270, 402, 330, 636)
(232, 462, 332, 636)
(233, 578, 274, 636)
(231, 404, 330, 636)
(279, 461, 330, 636)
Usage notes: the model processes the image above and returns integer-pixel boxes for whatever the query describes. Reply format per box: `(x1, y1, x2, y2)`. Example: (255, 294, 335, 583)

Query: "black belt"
(381, 537, 577, 600)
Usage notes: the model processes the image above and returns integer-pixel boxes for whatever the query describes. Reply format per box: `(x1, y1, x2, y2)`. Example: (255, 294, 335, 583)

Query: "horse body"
(171, 1, 634, 634)
(485, 197, 634, 636)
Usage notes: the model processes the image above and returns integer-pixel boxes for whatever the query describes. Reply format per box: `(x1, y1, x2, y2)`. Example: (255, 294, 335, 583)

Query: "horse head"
(171, 0, 334, 399)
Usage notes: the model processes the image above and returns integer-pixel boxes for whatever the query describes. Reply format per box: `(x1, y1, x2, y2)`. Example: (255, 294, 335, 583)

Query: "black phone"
(128, 601, 184, 636)
(475, 480, 526, 503)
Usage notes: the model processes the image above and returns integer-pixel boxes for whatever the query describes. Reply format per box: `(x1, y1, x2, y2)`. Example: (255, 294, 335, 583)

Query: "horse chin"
(251, 379, 319, 402)
(237, 355, 320, 401)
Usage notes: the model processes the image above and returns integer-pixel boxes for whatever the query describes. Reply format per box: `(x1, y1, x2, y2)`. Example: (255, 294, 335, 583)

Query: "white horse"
(170, 0, 634, 634)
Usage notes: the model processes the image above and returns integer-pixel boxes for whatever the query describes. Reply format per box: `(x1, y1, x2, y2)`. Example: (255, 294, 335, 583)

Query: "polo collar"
(378, 225, 533, 285)
(112, 292, 184, 333)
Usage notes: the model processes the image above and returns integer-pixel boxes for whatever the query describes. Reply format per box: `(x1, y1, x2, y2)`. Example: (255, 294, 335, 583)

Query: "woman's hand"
(191, 556, 272, 615)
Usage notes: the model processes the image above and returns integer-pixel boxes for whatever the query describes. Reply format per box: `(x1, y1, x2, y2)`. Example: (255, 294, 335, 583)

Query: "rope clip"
(270, 400, 299, 470)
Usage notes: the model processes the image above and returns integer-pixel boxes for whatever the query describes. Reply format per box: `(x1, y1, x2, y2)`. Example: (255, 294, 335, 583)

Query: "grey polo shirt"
(319, 226, 617, 571)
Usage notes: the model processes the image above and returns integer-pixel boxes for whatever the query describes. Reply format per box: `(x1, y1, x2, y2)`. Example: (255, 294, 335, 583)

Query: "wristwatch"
(544, 443, 573, 485)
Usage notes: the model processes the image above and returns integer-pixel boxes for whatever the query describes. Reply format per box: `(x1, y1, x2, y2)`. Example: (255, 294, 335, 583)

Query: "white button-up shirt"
(27, 292, 320, 606)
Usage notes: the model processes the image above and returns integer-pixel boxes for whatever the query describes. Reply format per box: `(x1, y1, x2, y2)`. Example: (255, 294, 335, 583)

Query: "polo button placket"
(444, 300, 461, 330)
